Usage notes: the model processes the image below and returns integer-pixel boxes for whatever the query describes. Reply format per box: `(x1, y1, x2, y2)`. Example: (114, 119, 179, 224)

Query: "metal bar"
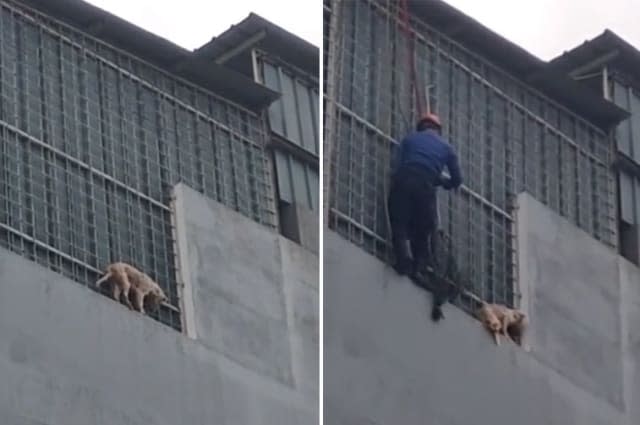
(0, 221, 101, 273)
(256, 49, 318, 86)
(0, 218, 182, 315)
(572, 71, 603, 81)
(569, 50, 619, 79)
(1, 120, 169, 211)
(364, 0, 609, 138)
(2, 3, 262, 149)
(330, 208, 387, 244)
(336, 102, 514, 219)
(336, 69, 606, 166)
(215, 30, 267, 65)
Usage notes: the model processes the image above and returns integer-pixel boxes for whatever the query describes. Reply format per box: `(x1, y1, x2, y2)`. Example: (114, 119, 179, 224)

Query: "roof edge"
(14, 0, 280, 112)
(549, 29, 640, 88)
(195, 13, 319, 76)
(410, 0, 629, 131)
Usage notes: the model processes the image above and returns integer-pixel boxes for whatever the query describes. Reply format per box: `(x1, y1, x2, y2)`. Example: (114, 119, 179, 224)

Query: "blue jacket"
(394, 129, 462, 190)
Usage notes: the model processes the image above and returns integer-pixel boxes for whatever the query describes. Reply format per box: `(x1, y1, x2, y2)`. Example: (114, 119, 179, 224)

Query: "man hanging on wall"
(388, 112, 462, 278)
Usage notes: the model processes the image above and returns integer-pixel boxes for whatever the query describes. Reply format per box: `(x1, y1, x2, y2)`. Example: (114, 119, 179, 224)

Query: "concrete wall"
(0, 183, 318, 425)
(324, 193, 640, 425)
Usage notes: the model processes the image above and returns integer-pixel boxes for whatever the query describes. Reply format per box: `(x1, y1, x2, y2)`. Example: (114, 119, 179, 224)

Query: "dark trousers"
(387, 166, 438, 274)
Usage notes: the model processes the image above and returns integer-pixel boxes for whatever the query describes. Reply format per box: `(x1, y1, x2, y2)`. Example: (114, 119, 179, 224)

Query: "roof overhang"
(550, 30, 640, 88)
(195, 13, 319, 77)
(409, 1, 629, 131)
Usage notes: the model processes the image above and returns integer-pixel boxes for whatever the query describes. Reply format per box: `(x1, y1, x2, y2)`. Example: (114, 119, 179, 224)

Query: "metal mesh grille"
(325, 0, 616, 309)
(0, 2, 277, 330)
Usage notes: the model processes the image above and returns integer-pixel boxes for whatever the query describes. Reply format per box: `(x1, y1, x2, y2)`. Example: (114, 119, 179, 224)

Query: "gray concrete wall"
(324, 193, 640, 425)
(173, 183, 319, 402)
(0, 183, 317, 425)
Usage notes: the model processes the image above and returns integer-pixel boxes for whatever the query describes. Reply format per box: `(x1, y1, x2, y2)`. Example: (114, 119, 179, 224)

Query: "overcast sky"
(83, 0, 322, 49)
(83, 0, 638, 61)
(446, 0, 640, 60)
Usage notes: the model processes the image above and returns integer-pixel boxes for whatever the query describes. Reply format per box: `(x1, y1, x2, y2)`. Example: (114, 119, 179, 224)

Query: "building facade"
(196, 15, 320, 250)
(324, 1, 639, 424)
(324, 0, 627, 309)
(550, 31, 640, 265)
(0, 0, 318, 423)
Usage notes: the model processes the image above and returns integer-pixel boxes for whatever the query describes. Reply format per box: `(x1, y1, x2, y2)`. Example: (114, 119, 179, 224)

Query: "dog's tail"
(95, 271, 112, 288)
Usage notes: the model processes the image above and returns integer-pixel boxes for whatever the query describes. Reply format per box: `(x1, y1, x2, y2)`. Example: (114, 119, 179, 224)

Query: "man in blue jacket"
(388, 112, 462, 277)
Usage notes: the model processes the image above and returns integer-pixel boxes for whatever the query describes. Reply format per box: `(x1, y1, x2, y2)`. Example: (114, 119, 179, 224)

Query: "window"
(255, 54, 319, 246)
(618, 171, 639, 264)
(613, 79, 640, 263)
(613, 80, 640, 164)
(263, 61, 284, 135)
(274, 150, 318, 211)
(631, 89, 640, 163)
(260, 58, 319, 156)
(273, 149, 318, 248)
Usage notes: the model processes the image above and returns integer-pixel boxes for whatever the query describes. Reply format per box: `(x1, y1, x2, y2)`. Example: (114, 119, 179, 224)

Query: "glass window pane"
(296, 80, 317, 155)
(635, 176, 640, 227)
(614, 81, 632, 156)
(263, 62, 285, 135)
(631, 90, 640, 163)
(275, 150, 293, 204)
(290, 156, 309, 208)
(620, 172, 634, 224)
(311, 90, 319, 151)
(307, 165, 319, 211)
(281, 72, 301, 145)
(262, 62, 278, 91)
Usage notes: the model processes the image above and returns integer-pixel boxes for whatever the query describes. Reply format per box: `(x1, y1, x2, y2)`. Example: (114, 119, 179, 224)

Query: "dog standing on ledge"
(96, 262, 168, 315)
(477, 301, 527, 346)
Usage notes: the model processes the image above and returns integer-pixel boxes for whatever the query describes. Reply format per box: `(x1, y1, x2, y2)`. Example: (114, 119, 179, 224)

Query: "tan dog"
(477, 302, 527, 346)
(504, 308, 528, 347)
(477, 302, 504, 345)
(96, 262, 168, 314)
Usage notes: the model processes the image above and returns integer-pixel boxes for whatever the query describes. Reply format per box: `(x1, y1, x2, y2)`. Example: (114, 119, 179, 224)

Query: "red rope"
(398, 0, 425, 117)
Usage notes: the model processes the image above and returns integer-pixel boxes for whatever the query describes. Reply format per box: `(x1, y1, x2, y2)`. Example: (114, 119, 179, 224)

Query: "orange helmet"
(417, 112, 442, 129)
